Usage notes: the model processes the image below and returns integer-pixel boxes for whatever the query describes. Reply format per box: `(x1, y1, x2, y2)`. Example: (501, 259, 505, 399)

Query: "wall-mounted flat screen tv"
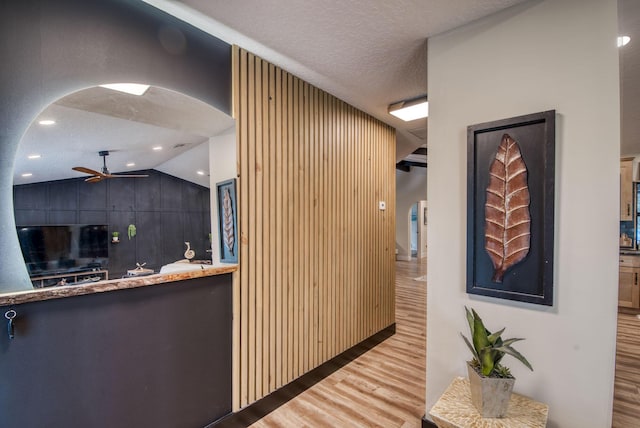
(16, 225, 109, 277)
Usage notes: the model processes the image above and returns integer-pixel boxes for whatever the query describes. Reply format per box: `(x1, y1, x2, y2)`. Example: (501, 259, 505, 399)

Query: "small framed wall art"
(466, 110, 555, 306)
(216, 178, 238, 263)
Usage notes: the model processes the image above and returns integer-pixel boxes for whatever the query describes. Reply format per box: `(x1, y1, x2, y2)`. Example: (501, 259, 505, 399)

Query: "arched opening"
(11, 84, 235, 289)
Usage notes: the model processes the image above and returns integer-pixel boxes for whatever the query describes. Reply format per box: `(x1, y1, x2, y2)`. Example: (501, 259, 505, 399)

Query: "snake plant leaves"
(494, 345, 533, 371)
(461, 332, 479, 361)
(484, 134, 531, 282)
(462, 306, 533, 377)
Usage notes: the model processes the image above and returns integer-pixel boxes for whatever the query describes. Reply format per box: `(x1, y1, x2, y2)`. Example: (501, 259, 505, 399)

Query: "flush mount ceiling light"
(28, 154, 41, 159)
(99, 83, 150, 96)
(38, 119, 56, 126)
(126, 162, 136, 167)
(21, 173, 33, 178)
(197, 170, 205, 176)
(618, 36, 631, 47)
(388, 96, 429, 121)
(152, 146, 163, 151)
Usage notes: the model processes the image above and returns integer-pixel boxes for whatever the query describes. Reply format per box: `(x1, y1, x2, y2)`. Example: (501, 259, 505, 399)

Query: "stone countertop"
(429, 377, 548, 428)
(0, 265, 237, 307)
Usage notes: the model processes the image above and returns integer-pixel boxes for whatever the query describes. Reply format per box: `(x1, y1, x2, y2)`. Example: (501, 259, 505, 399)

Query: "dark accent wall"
(0, 0, 231, 291)
(14, 170, 212, 278)
(0, 274, 233, 427)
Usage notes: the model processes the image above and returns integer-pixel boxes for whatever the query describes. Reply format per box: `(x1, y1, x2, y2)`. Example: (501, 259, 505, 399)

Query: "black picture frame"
(466, 110, 555, 306)
(216, 178, 238, 263)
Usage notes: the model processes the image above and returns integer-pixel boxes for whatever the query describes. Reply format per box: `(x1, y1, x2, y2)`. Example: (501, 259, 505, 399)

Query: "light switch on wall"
(379, 201, 386, 210)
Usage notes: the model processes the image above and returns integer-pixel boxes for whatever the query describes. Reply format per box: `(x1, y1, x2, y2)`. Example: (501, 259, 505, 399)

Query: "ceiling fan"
(72, 150, 149, 183)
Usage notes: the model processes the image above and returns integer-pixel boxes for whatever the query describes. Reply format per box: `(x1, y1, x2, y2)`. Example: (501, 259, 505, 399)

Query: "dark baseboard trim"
(422, 414, 438, 427)
(209, 323, 396, 428)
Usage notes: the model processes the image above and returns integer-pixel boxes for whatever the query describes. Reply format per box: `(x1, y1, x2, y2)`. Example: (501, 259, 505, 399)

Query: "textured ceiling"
(145, 0, 530, 158)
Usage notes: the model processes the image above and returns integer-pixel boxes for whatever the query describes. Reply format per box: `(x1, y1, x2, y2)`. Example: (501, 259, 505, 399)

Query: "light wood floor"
(613, 310, 640, 427)
(250, 259, 427, 428)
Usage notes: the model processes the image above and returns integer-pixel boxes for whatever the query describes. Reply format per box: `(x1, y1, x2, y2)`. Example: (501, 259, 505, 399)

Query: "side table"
(429, 377, 548, 427)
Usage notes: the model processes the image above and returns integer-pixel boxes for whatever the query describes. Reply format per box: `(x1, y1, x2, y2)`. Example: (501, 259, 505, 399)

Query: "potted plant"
(111, 231, 120, 243)
(461, 306, 533, 418)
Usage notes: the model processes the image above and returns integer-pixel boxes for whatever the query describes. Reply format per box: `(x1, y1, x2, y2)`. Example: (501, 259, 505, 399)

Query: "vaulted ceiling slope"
(144, 0, 530, 159)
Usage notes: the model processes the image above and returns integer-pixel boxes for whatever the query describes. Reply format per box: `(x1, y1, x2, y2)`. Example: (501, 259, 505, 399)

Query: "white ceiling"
(14, 86, 235, 188)
(145, 0, 530, 160)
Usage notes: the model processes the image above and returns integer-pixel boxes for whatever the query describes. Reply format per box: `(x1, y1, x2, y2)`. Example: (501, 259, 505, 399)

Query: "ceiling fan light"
(388, 97, 429, 121)
(99, 83, 150, 96)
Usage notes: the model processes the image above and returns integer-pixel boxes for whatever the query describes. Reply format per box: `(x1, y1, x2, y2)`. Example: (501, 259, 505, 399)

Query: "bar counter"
(0, 264, 237, 306)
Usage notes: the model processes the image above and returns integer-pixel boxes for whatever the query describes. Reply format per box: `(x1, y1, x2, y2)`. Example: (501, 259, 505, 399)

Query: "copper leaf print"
(484, 134, 531, 282)
(223, 188, 235, 255)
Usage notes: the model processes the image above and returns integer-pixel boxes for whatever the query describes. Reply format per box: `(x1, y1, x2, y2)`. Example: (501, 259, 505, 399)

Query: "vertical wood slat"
(232, 46, 396, 409)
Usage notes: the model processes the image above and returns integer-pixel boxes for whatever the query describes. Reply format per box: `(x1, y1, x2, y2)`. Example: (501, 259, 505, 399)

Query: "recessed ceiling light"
(21, 173, 33, 178)
(99, 83, 150, 96)
(618, 36, 631, 47)
(152, 146, 163, 151)
(388, 97, 429, 121)
(38, 119, 56, 126)
(126, 162, 136, 167)
(197, 170, 205, 176)
(27, 154, 41, 159)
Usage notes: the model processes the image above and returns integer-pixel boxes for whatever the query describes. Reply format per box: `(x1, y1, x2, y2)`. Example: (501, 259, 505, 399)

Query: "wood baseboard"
(396, 254, 412, 261)
(209, 324, 397, 427)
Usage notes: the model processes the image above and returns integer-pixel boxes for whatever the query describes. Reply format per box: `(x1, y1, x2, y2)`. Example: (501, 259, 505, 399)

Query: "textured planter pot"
(467, 362, 515, 418)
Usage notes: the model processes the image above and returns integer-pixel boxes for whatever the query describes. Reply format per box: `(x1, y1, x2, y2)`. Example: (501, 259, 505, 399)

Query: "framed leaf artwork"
(216, 178, 238, 263)
(466, 110, 555, 306)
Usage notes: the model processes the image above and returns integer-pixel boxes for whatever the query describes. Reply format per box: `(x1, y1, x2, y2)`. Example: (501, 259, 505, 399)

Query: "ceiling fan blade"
(107, 174, 150, 178)
(85, 175, 104, 183)
(73, 166, 103, 176)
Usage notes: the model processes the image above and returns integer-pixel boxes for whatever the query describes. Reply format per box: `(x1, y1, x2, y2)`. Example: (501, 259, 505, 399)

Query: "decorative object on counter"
(127, 224, 136, 240)
(184, 242, 195, 260)
(127, 262, 154, 277)
(461, 307, 533, 418)
(112, 231, 120, 243)
(216, 178, 238, 263)
(621, 233, 633, 248)
(467, 110, 555, 306)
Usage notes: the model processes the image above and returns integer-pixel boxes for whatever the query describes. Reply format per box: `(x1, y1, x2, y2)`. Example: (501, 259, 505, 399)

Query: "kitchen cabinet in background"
(621, 158, 634, 221)
(619, 254, 640, 308)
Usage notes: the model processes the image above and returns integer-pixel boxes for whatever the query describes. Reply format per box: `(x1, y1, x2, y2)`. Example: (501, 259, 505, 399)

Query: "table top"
(429, 377, 549, 428)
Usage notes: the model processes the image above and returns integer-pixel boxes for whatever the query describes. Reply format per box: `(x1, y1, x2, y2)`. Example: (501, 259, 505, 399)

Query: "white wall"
(396, 168, 427, 260)
(425, 1, 619, 427)
(209, 126, 237, 264)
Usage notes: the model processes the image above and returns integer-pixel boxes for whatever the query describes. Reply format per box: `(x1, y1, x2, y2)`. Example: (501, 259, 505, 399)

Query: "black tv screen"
(16, 225, 109, 277)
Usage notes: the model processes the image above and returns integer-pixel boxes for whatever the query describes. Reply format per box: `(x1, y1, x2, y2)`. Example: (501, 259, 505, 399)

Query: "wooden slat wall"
(233, 46, 396, 410)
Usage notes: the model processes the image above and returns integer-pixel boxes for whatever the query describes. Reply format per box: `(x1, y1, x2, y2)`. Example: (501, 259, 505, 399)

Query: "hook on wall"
(5, 309, 16, 339)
